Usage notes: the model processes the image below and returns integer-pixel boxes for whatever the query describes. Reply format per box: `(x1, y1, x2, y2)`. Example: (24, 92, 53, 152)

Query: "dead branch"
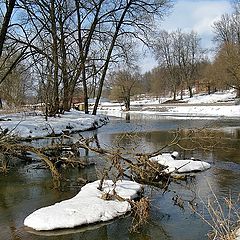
(130, 197, 150, 233)
(0, 126, 233, 191)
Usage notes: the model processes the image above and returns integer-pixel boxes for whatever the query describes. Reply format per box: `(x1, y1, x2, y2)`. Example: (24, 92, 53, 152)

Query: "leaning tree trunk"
(0, 0, 16, 58)
(92, 1, 131, 115)
(75, 0, 103, 115)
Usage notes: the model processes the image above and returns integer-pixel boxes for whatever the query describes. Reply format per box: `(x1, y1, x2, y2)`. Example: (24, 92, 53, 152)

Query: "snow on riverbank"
(24, 180, 142, 231)
(0, 110, 109, 138)
(156, 105, 240, 118)
(99, 103, 240, 119)
(131, 89, 237, 105)
(183, 89, 236, 104)
(97, 90, 240, 119)
(150, 152, 211, 174)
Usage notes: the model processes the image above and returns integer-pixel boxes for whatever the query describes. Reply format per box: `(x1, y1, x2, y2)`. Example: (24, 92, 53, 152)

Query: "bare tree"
(14, 0, 76, 115)
(0, 61, 28, 106)
(153, 30, 204, 99)
(143, 67, 170, 98)
(172, 30, 204, 98)
(109, 69, 139, 111)
(0, 0, 17, 106)
(153, 30, 181, 100)
(92, 0, 172, 114)
(213, 4, 240, 97)
(1, 0, 171, 115)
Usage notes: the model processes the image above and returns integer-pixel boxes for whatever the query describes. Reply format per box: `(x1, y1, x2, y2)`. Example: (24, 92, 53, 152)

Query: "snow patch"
(24, 180, 142, 231)
(236, 228, 240, 240)
(0, 110, 109, 138)
(150, 152, 211, 173)
(97, 89, 240, 119)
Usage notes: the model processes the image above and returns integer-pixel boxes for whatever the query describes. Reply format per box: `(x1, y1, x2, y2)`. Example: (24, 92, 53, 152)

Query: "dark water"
(0, 115, 240, 240)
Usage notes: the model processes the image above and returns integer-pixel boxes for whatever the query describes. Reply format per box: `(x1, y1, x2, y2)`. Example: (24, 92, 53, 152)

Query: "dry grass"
(130, 197, 150, 233)
(190, 188, 240, 240)
(0, 106, 34, 115)
(0, 159, 9, 174)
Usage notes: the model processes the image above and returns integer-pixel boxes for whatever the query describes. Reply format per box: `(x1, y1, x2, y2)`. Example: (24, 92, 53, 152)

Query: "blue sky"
(140, 0, 233, 72)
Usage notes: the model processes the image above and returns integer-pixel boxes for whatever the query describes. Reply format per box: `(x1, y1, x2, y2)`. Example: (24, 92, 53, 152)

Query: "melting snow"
(97, 89, 240, 119)
(0, 110, 109, 138)
(150, 152, 211, 173)
(24, 180, 142, 231)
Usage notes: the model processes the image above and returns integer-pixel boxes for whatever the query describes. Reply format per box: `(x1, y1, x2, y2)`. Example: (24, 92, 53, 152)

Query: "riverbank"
(97, 90, 240, 119)
(98, 104, 240, 119)
(0, 110, 109, 139)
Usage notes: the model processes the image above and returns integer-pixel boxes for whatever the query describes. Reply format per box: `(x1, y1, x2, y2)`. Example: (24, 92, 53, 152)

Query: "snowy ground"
(0, 110, 109, 139)
(24, 180, 142, 231)
(98, 89, 240, 119)
(0, 90, 238, 140)
(131, 89, 236, 105)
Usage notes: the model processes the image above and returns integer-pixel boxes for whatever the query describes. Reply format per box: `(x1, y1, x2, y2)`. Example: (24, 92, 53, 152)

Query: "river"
(0, 114, 240, 240)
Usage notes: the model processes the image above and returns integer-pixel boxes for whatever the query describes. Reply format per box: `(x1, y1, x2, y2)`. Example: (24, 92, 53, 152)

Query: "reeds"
(0, 159, 9, 174)
(191, 186, 240, 240)
(130, 197, 150, 232)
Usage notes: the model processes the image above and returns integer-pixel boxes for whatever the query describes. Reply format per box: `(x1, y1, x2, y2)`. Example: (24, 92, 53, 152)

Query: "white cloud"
(192, 1, 232, 34)
(140, 0, 233, 72)
(161, 0, 232, 46)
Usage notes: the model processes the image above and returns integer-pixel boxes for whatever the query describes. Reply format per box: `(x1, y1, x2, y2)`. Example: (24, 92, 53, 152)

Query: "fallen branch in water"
(0, 127, 230, 190)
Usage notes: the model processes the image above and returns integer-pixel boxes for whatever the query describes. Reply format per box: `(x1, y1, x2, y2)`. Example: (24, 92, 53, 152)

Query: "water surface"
(0, 115, 240, 240)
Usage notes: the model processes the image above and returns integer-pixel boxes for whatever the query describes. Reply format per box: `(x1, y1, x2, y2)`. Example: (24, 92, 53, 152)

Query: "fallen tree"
(0, 127, 227, 189)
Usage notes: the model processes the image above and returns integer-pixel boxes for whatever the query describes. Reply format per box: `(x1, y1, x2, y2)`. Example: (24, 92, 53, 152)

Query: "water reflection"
(0, 117, 240, 240)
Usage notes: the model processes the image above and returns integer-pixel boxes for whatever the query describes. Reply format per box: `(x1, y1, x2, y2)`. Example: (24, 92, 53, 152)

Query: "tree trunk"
(75, 0, 103, 115)
(49, 0, 59, 116)
(92, 1, 131, 115)
(237, 86, 240, 98)
(207, 84, 211, 95)
(173, 86, 177, 101)
(63, 85, 71, 111)
(60, 11, 70, 112)
(82, 67, 89, 114)
(0, 0, 16, 58)
(124, 95, 130, 111)
(188, 86, 193, 98)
